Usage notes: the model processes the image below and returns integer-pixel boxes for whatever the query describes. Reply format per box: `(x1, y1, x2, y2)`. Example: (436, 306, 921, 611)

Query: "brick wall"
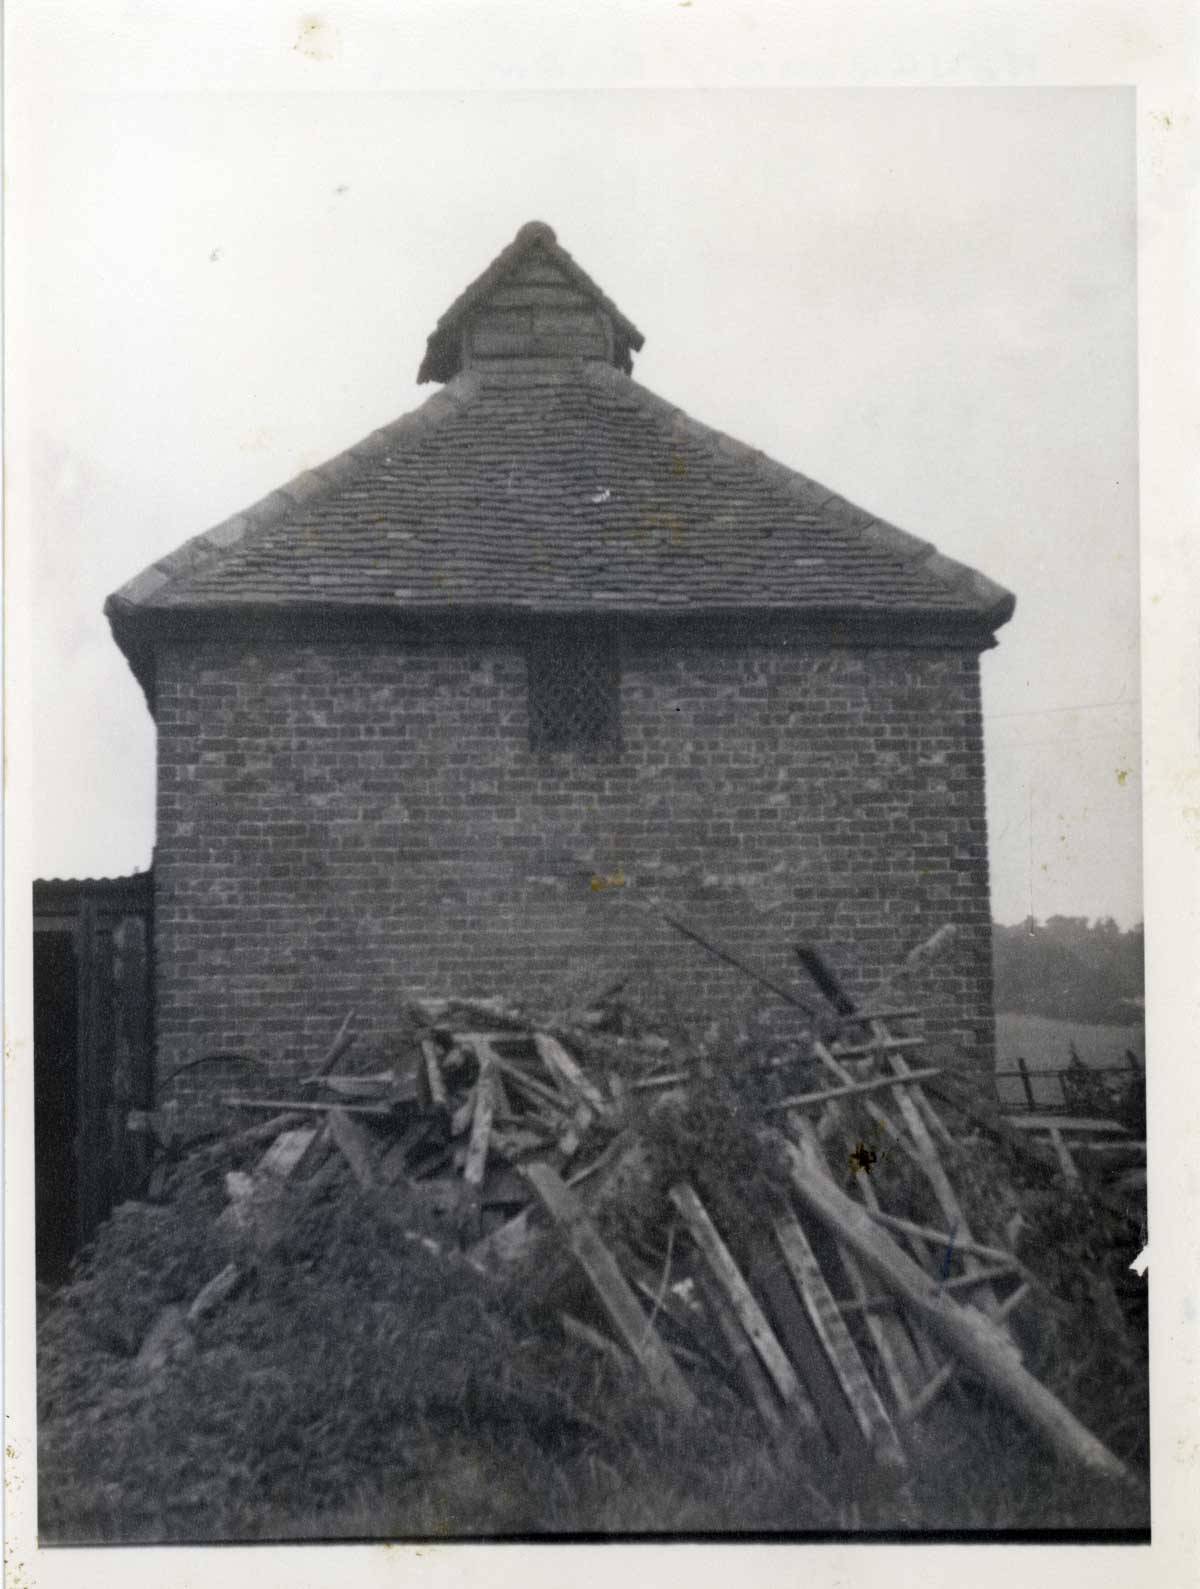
(153, 635, 996, 1107)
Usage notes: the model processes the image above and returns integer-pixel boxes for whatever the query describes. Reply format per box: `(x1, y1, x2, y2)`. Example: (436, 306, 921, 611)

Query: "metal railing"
(996, 1050, 1143, 1117)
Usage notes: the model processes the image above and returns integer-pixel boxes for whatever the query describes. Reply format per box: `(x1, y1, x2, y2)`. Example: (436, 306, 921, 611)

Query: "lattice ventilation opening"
(527, 629, 622, 751)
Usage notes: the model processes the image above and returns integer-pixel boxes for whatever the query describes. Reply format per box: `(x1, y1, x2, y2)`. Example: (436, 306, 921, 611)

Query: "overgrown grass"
(37, 1179, 851, 1542)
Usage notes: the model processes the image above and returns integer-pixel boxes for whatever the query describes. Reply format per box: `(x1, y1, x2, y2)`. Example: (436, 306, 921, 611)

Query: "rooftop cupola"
(417, 220, 645, 383)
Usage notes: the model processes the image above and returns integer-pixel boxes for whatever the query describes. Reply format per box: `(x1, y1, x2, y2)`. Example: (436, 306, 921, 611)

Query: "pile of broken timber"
(217, 995, 670, 1243)
(138, 987, 1137, 1494)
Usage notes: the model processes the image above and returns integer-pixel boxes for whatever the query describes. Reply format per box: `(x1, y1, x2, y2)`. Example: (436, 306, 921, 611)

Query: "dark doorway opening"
(35, 930, 81, 1286)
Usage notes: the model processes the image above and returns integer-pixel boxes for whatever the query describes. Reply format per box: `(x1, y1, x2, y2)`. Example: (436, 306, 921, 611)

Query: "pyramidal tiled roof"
(105, 223, 1015, 691)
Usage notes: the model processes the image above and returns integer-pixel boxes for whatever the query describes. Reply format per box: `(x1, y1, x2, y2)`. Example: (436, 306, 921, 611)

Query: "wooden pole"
(1016, 1056, 1036, 1111)
(661, 914, 816, 1017)
(810, 1038, 908, 1141)
(900, 1283, 1032, 1424)
(872, 1042, 1011, 1334)
(779, 1129, 1138, 1486)
(840, 1264, 1022, 1312)
(315, 1008, 358, 1076)
(766, 1067, 942, 1114)
(860, 1208, 1030, 1275)
(792, 1112, 933, 1404)
(524, 1163, 697, 1416)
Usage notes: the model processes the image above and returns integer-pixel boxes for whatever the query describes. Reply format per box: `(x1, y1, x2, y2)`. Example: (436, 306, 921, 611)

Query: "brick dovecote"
(153, 632, 995, 1107)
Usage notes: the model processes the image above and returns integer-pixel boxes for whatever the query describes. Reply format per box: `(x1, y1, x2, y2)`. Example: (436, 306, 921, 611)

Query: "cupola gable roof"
(417, 221, 645, 383)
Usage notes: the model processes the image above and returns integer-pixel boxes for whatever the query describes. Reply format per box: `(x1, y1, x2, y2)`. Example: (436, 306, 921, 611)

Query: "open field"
(996, 1013, 1144, 1071)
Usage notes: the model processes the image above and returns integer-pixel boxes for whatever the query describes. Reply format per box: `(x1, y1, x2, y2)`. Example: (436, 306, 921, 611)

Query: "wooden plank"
(111, 912, 153, 1200)
(772, 1209, 907, 1471)
(419, 1036, 448, 1112)
(836, 1244, 917, 1415)
(803, 934, 956, 1151)
(841, 1265, 1022, 1313)
(327, 1107, 377, 1189)
(668, 1181, 801, 1407)
(837, 1007, 920, 1025)
(257, 1128, 318, 1180)
(1068, 1140, 1147, 1161)
(1047, 1126, 1080, 1182)
(766, 1067, 942, 1114)
(450, 1086, 476, 1138)
(144, 1119, 312, 1375)
(186, 1262, 243, 1325)
(692, 1267, 784, 1432)
(810, 1039, 908, 1143)
(778, 1129, 1137, 1486)
(883, 1047, 957, 1151)
(414, 996, 527, 1030)
(566, 1131, 630, 1189)
(900, 1283, 1033, 1424)
(524, 1163, 697, 1415)
(863, 1012, 1009, 1335)
(293, 1118, 332, 1179)
(832, 1036, 928, 1059)
(463, 1061, 496, 1189)
(533, 1032, 611, 1117)
(804, 1123, 966, 1392)
(134, 1304, 190, 1378)
(221, 1096, 396, 1117)
(556, 1112, 587, 1160)
(921, 1075, 1062, 1178)
(861, 1209, 1027, 1274)
(467, 1207, 535, 1268)
(1006, 1114, 1130, 1135)
(741, 1231, 838, 1443)
(378, 1138, 411, 1186)
(235, 1111, 308, 1145)
(492, 1055, 569, 1114)
(492, 1068, 514, 1117)
(302, 1070, 396, 1097)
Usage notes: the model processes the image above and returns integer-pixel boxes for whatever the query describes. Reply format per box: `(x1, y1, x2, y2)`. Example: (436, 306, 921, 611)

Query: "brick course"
(153, 633, 996, 1107)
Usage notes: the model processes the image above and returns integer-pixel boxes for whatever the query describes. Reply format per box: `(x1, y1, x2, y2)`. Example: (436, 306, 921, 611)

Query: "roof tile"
(106, 363, 1015, 637)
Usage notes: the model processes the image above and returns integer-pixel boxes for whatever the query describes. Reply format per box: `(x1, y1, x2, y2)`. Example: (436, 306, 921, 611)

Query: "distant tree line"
(992, 916, 1145, 1024)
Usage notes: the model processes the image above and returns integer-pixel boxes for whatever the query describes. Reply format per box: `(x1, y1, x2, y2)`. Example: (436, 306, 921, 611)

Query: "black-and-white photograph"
(11, 28, 1180, 1564)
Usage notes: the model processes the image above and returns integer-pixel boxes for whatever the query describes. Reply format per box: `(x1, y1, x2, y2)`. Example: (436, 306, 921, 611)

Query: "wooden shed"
(33, 874, 154, 1281)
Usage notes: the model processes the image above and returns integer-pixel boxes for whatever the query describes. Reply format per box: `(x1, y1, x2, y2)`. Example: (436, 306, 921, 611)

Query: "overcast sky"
(26, 86, 1140, 926)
